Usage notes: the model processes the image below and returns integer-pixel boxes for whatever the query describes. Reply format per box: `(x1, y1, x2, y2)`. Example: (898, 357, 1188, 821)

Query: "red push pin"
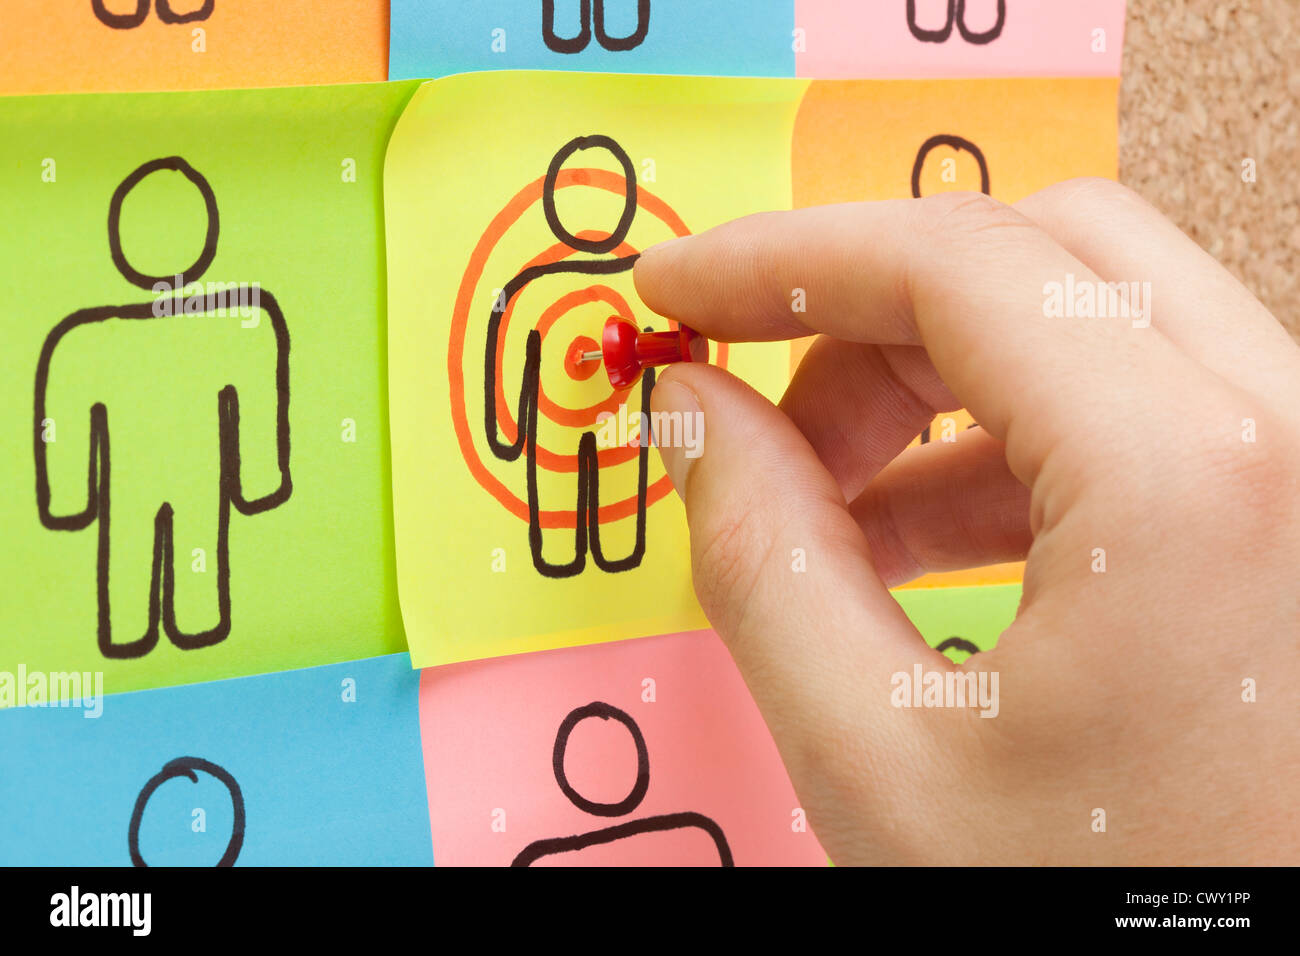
(576, 315, 709, 389)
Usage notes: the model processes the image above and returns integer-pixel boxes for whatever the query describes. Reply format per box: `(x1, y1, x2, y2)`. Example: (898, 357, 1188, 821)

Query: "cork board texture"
(1121, 0, 1299, 339)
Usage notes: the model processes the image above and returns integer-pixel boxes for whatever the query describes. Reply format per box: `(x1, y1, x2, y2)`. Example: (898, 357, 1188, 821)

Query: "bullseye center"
(565, 335, 601, 381)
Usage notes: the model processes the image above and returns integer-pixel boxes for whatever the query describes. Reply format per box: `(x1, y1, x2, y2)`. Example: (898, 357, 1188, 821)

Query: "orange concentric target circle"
(449, 167, 728, 529)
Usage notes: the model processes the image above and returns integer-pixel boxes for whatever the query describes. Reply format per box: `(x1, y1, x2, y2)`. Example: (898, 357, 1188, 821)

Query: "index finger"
(632, 192, 1215, 489)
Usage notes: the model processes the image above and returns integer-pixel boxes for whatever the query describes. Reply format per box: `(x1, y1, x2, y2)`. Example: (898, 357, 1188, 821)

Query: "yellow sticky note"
(385, 72, 804, 667)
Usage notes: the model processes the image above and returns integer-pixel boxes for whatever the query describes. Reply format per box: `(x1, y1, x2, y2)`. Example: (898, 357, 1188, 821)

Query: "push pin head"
(577, 315, 709, 389)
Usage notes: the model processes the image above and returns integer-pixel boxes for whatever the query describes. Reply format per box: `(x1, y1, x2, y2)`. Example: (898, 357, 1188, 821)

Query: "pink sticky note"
(796, 0, 1127, 78)
(419, 630, 826, 866)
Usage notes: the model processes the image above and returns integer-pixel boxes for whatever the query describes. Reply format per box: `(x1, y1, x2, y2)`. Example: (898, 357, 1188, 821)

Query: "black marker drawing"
(128, 756, 245, 867)
(907, 0, 1005, 44)
(92, 0, 149, 29)
(155, 0, 215, 24)
(911, 133, 990, 199)
(93, 0, 214, 29)
(935, 636, 981, 657)
(542, 0, 650, 53)
(512, 701, 734, 866)
(911, 135, 989, 444)
(34, 156, 290, 660)
(920, 419, 983, 445)
(485, 135, 651, 578)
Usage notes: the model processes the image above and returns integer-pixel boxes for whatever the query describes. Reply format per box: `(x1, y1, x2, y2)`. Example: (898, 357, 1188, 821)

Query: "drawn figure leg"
(522, 330, 590, 577)
(584, 366, 651, 572)
(99, 492, 164, 660)
(160, 484, 231, 650)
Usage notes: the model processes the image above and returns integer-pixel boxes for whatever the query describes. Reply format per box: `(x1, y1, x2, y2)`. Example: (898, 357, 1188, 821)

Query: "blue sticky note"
(389, 0, 796, 79)
(0, 654, 433, 866)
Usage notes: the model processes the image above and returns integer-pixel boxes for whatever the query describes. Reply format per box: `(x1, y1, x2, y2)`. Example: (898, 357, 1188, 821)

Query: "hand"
(633, 179, 1300, 865)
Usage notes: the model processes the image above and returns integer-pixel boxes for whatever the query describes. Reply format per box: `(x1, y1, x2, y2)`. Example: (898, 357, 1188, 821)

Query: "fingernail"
(650, 375, 702, 502)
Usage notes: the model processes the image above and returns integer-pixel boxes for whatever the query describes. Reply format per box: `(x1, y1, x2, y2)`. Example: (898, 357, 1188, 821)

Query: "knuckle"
(1047, 175, 1136, 205)
(1165, 415, 1300, 544)
(919, 190, 1032, 243)
(1043, 176, 1157, 224)
(1199, 434, 1297, 510)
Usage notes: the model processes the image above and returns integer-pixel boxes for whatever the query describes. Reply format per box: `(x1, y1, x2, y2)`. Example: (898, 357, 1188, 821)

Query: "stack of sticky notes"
(0, 0, 1125, 865)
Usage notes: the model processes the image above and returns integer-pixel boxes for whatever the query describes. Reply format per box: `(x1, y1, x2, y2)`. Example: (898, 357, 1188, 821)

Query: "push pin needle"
(576, 314, 709, 389)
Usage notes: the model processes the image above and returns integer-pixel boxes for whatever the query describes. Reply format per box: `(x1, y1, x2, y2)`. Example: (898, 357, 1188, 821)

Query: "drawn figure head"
(910, 134, 990, 199)
(542, 135, 637, 255)
(552, 701, 649, 817)
(128, 756, 245, 867)
(108, 156, 219, 290)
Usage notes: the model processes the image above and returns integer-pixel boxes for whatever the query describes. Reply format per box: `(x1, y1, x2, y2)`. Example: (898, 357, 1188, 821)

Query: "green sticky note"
(0, 81, 418, 699)
(894, 584, 1021, 662)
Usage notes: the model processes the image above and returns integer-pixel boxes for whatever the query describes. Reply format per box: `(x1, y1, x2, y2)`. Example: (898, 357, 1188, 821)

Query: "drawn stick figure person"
(128, 756, 244, 867)
(542, 0, 651, 53)
(484, 135, 653, 579)
(92, 0, 215, 30)
(906, 0, 1005, 44)
(912, 134, 988, 445)
(34, 156, 290, 660)
(512, 701, 734, 866)
(935, 636, 981, 662)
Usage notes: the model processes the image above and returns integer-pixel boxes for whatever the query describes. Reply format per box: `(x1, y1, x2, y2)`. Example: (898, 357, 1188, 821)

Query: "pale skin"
(632, 179, 1299, 865)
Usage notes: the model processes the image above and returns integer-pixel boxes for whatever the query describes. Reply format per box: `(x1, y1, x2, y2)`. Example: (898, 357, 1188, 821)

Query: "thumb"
(650, 363, 941, 835)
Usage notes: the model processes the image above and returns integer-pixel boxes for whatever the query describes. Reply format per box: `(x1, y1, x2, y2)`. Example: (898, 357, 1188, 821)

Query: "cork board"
(1121, 0, 1299, 339)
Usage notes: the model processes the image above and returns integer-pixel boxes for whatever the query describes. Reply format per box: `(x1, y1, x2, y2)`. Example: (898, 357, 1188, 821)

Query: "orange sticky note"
(1, 0, 387, 94)
(791, 77, 1119, 589)
(792, 77, 1120, 207)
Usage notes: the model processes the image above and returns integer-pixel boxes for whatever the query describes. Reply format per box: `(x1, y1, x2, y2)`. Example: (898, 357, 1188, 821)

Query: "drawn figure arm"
(35, 313, 106, 530)
(218, 288, 291, 515)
